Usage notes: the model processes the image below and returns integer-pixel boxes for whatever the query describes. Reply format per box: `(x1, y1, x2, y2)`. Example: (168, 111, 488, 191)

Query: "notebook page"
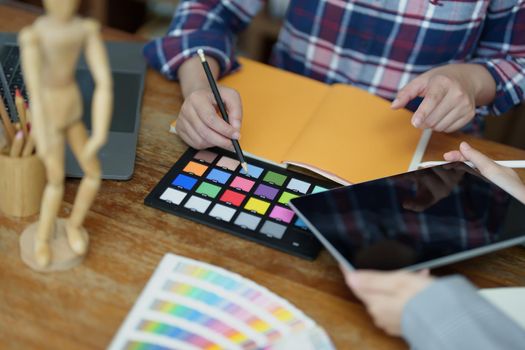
(220, 58, 328, 164)
(283, 84, 425, 184)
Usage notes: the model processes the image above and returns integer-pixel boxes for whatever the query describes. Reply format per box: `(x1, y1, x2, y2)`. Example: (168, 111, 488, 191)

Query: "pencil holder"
(0, 153, 46, 217)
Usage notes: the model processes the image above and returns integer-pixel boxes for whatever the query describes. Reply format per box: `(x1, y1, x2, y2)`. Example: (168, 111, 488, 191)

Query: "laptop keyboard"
(0, 45, 29, 122)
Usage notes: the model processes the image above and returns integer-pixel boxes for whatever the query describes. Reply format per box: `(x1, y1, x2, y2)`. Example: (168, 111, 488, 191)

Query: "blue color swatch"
(172, 174, 198, 190)
(240, 164, 264, 179)
(206, 169, 231, 184)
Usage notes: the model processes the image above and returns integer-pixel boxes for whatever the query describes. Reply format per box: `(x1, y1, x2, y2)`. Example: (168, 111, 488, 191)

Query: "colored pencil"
(9, 130, 24, 158)
(24, 102, 31, 121)
(15, 88, 28, 137)
(22, 135, 35, 157)
(197, 49, 249, 174)
(0, 117, 6, 151)
(0, 95, 15, 143)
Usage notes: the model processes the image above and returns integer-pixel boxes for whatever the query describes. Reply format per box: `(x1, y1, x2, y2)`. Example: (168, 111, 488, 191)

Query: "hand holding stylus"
(176, 55, 243, 150)
(444, 142, 525, 204)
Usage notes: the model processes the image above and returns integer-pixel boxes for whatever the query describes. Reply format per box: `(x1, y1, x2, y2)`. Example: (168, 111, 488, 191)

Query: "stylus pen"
(419, 160, 525, 169)
(197, 49, 249, 174)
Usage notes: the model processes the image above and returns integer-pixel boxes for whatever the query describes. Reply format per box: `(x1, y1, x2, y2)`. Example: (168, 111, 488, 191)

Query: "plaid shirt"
(144, 0, 525, 126)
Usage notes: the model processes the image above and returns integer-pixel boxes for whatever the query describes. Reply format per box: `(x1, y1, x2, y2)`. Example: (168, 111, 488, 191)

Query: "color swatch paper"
(109, 254, 333, 350)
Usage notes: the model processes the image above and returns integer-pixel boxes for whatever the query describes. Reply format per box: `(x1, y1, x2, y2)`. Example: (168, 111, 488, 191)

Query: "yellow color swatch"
(244, 198, 271, 215)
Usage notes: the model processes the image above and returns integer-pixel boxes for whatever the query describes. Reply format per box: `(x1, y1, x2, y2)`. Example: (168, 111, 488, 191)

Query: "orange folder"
(172, 58, 431, 184)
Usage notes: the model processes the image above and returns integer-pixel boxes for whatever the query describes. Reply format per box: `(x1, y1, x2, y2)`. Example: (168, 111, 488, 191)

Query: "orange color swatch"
(183, 161, 208, 176)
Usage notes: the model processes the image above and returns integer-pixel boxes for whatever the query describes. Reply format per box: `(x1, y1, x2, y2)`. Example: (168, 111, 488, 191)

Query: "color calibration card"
(144, 148, 334, 259)
(109, 254, 328, 350)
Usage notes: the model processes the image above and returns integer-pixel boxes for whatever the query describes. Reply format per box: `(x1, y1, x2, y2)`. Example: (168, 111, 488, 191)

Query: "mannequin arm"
(83, 19, 113, 160)
(19, 26, 47, 155)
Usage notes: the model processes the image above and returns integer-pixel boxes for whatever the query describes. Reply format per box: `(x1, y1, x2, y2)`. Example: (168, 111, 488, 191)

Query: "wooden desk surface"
(1, 3, 524, 349)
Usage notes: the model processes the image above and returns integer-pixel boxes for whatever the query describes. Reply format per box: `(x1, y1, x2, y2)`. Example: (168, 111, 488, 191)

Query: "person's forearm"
(178, 56, 220, 98)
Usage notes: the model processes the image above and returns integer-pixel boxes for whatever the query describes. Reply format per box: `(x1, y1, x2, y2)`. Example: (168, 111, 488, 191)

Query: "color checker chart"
(109, 254, 331, 350)
(145, 148, 335, 260)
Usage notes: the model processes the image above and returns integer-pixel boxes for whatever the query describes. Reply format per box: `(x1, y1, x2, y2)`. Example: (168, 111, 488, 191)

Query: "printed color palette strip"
(145, 147, 335, 260)
(109, 254, 316, 350)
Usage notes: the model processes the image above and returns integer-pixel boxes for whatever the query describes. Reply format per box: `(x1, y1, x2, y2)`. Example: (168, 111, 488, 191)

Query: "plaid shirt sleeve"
(471, 1, 525, 115)
(143, 0, 263, 80)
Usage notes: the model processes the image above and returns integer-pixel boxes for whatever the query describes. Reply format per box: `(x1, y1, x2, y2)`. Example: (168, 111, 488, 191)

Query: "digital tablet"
(290, 162, 525, 271)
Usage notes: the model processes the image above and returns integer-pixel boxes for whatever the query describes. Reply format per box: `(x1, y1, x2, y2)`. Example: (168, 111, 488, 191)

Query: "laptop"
(290, 162, 525, 271)
(0, 32, 146, 180)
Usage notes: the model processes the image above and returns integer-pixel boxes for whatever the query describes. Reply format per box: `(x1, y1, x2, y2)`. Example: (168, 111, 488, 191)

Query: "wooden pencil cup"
(0, 153, 46, 217)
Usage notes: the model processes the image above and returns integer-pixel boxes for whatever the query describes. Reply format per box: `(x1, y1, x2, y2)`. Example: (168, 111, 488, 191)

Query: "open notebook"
(109, 254, 335, 350)
(171, 58, 431, 184)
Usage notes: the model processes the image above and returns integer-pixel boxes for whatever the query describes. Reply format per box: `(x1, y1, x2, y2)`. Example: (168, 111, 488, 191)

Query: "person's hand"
(342, 268, 433, 336)
(176, 85, 242, 150)
(391, 64, 494, 132)
(444, 142, 525, 203)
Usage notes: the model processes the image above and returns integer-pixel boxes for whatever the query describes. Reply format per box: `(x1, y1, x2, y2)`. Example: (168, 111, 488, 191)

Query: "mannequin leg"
(65, 121, 101, 254)
(34, 136, 66, 267)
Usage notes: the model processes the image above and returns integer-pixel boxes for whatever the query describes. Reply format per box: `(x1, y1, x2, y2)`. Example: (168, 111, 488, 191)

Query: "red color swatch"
(219, 190, 246, 207)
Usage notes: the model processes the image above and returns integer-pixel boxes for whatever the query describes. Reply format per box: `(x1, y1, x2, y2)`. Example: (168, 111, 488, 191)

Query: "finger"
(219, 87, 243, 130)
(177, 117, 209, 149)
(186, 105, 236, 150)
(459, 142, 500, 176)
(193, 93, 240, 139)
(418, 269, 430, 276)
(411, 83, 447, 128)
(391, 76, 427, 109)
(349, 270, 407, 295)
(420, 89, 457, 130)
(431, 103, 464, 132)
(443, 113, 472, 133)
(443, 150, 465, 162)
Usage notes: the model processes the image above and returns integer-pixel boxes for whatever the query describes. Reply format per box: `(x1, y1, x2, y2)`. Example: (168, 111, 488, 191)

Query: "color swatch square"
(172, 174, 198, 191)
(160, 188, 187, 205)
(196, 182, 222, 199)
(244, 198, 271, 215)
(183, 161, 208, 176)
(278, 192, 299, 205)
(209, 204, 236, 222)
(254, 184, 279, 200)
(217, 156, 240, 171)
(206, 168, 231, 184)
(287, 178, 311, 194)
(234, 212, 261, 230)
(269, 206, 295, 224)
(184, 196, 211, 213)
(263, 171, 287, 186)
(240, 164, 264, 179)
(230, 176, 255, 192)
(219, 190, 246, 206)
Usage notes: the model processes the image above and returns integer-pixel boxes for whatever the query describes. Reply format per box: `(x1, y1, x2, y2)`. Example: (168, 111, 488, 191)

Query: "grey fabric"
(402, 276, 525, 350)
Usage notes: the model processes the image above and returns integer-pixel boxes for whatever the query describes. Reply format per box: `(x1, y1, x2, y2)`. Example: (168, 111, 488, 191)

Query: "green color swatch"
(196, 182, 221, 198)
(278, 191, 299, 205)
(263, 171, 287, 186)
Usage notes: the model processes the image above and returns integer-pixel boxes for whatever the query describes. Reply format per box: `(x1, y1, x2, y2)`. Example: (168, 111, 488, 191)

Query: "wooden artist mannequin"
(19, 0, 113, 271)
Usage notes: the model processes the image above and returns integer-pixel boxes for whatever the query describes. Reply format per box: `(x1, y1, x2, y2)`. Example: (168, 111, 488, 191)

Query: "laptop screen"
(77, 69, 141, 133)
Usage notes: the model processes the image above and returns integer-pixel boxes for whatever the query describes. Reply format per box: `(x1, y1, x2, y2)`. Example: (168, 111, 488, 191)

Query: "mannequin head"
(43, 0, 80, 22)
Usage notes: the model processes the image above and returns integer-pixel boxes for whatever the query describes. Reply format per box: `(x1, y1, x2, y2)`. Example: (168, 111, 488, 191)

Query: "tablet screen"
(290, 162, 525, 270)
